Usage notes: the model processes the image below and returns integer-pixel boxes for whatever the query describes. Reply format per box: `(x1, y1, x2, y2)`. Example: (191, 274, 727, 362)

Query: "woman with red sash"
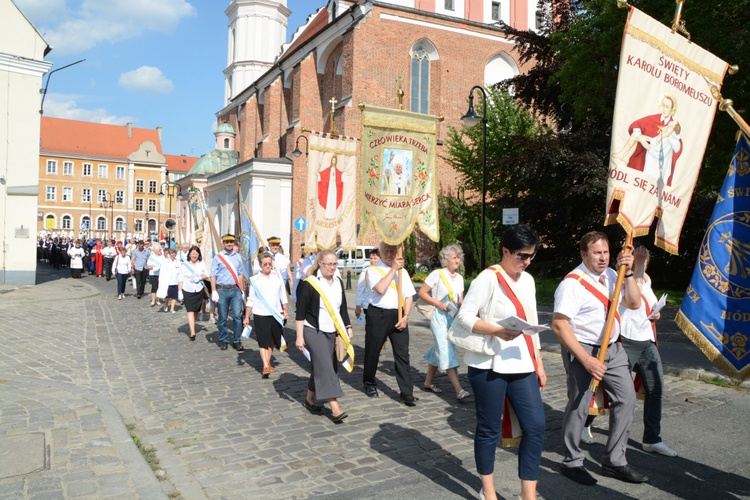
(454, 224, 546, 500)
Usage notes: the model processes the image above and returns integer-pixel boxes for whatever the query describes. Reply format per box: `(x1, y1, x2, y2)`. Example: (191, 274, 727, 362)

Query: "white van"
(335, 246, 377, 272)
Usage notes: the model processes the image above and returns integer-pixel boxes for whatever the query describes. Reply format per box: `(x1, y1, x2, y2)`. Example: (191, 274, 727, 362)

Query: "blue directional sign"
(294, 217, 306, 232)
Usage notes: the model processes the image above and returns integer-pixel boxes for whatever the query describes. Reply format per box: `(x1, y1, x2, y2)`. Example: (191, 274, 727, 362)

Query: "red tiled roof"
(40, 116, 163, 159)
(284, 8, 329, 57)
(165, 154, 199, 173)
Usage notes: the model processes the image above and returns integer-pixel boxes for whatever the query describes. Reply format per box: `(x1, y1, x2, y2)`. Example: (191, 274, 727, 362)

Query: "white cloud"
(43, 95, 136, 125)
(119, 66, 174, 94)
(26, 0, 195, 55)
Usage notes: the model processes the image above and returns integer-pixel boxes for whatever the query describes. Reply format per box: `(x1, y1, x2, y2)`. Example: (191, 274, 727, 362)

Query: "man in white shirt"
(552, 231, 646, 486)
(267, 236, 293, 295)
(362, 242, 416, 406)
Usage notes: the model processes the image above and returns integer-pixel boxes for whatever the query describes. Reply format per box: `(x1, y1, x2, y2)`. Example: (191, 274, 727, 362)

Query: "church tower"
(224, 0, 291, 104)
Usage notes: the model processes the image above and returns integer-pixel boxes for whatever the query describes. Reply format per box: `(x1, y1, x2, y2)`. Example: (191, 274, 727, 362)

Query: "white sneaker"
(643, 442, 677, 457)
(581, 426, 596, 444)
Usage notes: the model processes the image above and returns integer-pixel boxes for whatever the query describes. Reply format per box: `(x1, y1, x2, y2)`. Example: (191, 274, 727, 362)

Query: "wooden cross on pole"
(329, 96, 337, 135)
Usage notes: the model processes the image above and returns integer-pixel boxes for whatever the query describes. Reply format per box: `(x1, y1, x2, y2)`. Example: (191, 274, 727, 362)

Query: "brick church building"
(213, 0, 539, 258)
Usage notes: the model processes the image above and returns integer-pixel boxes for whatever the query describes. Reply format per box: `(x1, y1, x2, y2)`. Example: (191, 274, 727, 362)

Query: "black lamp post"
(159, 182, 183, 246)
(461, 85, 489, 269)
(291, 135, 309, 158)
(144, 211, 150, 241)
(100, 193, 114, 241)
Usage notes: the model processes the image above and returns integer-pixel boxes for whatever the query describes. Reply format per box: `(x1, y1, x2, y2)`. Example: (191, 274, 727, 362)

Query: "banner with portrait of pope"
(605, 7, 728, 254)
(359, 104, 439, 245)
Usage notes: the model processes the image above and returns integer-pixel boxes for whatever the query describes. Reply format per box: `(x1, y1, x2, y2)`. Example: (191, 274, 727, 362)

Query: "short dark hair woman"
(178, 246, 209, 341)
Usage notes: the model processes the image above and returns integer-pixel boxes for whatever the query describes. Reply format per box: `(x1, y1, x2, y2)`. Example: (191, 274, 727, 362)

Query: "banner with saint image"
(605, 7, 728, 254)
(360, 104, 439, 245)
(305, 134, 358, 251)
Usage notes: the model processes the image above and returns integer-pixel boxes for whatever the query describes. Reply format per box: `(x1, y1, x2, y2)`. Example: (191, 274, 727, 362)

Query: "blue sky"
(16, 0, 317, 157)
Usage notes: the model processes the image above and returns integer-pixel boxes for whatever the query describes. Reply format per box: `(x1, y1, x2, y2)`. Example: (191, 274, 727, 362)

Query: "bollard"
(346, 270, 352, 290)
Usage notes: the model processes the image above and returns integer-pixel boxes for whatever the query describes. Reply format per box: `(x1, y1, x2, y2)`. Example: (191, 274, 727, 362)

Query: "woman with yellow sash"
(417, 244, 470, 400)
(295, 250, 352, 423)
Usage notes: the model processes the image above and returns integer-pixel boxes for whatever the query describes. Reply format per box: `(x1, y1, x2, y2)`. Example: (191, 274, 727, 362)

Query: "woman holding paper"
(244, 252, 289, 378)
(417, 244, 470, 400)
(294, 250, 352, 423)
(178, 246, 209, 341)
(454, 224, 546, 500)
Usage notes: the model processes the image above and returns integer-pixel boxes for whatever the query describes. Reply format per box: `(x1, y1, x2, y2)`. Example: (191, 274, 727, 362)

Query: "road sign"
(294, 217, 306, 232)
(502, 208, 519, 225)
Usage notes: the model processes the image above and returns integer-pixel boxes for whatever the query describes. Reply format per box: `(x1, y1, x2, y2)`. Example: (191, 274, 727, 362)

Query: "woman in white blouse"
(244, 252, 289, 377)
(417, 244, 469, 400)
(454, 224, 546, 500)
(178, 246, 209, 341)
(112, 245, 131, 299)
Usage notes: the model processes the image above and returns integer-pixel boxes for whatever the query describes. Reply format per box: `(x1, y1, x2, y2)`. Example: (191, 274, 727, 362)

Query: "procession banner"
(305, 133, 358, 251)
(605, 7, 728, 254)
(360, 105, 439, 245)
(676, 133, 750, 382)
(189, 189, 217, 270)
(240, 204, 263, 277)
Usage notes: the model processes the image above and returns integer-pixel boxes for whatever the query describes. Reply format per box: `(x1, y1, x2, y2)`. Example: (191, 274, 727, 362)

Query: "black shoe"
(189, 335, 196, 341)
(137, 294, 142, 299)
(364, 386, 379, 398)
(303, 400, 323, 413)
(601, 464, 648, 483)
(400, 394, 417, 407)
(232, 342, 244, 351)
(331, 412, 348, 423)
(219, 342, 228, 350)
(561, 466, 598, 486)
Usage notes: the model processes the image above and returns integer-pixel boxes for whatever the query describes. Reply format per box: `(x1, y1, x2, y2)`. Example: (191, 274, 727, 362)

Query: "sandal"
(422, 384, 443, 393)
(457, 389, 471, 401)
(262, 366, 271, 378)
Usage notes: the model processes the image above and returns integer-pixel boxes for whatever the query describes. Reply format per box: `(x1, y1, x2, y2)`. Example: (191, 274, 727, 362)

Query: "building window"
(445, 0, 454, 10)
(115, 217, 125, 231)
(98, 164, 108, 178)
(62, 187, 73, 202)
(148, 180, 157, 193)
(46, 186, 56, 201)
(97, 189, 106, 203)
(148, 199, 157, 212)
(492, 1, 501, 21)
(62, 215, 72, 230)
(82, 188, 91, 203)
(135, 198, 144, 211)
(81, 216, 91, 230)
(83, 163, 92, 177)
(411, 47, 431, 114)
(116, 166, 126, 179)
(63, 162, 74, 175)
(96, 216, 107, 231)
(224, 138, 230, 149)
(46, 160, 58, 175)
(134, 219, 144, 232)
(116, 190, 124, 204)
(136, 180, 144, 193)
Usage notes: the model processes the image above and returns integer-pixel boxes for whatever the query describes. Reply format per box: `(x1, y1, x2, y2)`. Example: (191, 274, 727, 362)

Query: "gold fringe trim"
(588, 408, 610, 417)
(309, 143, 357, 156)
(654, 237, 679, 255)
(502, 437, 522, 449)
(675, 310, 750, 382)
(626, 24, 724, 84)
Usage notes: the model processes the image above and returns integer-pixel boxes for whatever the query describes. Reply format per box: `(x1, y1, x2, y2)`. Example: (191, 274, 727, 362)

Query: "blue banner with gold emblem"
(676, 133, 750, 381)
(240, 204, 262, 278)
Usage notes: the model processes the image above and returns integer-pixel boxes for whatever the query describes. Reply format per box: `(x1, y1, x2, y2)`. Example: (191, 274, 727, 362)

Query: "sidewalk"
(1, 265, 749, 499)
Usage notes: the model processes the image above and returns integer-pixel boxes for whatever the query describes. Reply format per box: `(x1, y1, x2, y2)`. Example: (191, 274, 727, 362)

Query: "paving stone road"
(1, 265, 749, 499)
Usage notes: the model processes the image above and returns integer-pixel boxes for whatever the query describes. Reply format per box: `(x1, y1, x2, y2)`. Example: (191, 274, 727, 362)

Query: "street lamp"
(461, 85, 489, 269)
(159, 182, 183, 246)
(144, 212, 150, 241)
(291, 135, 309, 158)
(100, 193, 114, 241)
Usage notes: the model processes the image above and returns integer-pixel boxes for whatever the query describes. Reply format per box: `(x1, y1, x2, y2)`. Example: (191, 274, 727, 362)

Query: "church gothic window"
(411, 48, 431, 114)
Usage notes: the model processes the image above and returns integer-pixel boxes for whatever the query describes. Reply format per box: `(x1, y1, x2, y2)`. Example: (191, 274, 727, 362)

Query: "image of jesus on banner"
(318, 154, 344, 220)
(612, 91, 683, 187)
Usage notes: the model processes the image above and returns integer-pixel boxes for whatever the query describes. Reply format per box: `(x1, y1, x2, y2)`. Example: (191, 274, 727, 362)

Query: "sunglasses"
(514, 252, 537, 261)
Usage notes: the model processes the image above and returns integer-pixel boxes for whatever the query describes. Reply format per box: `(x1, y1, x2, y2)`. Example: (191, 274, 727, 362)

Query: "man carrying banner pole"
(552, 232, 646, 486)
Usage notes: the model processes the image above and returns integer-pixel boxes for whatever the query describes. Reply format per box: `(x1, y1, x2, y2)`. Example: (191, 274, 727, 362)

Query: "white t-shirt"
(113, 253, 131, 274)
(271, 251, 291, 282)
(247, 272, 288, 316)
(364, 262, 416, 309)
(423, 268, 464, 306)
(554, 263, 622, 344)
(619, 275, 657, 342)
(455, 268, 539, 374)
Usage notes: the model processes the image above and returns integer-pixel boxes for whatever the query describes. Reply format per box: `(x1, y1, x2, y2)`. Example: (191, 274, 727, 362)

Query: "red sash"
(565, 272, 621, 339)
(216, 253, 242, 289)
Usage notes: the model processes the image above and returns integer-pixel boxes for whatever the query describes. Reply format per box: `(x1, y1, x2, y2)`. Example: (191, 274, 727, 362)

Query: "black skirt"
(183, 290, 204, 312)
(254, 314, 284, 349)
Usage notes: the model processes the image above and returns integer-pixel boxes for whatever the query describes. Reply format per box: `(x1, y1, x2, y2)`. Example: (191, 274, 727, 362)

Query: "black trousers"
(363, 305, 413, 397)
(134, 268, 149, 296)
(103, 257, 114, 280)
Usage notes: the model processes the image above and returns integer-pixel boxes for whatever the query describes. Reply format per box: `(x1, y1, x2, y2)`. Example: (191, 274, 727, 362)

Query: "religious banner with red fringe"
(359, 104, 439, 245)
(605, 7, 728, 254)
(676, 132, 750, 382)
(305, 133, 358, 251)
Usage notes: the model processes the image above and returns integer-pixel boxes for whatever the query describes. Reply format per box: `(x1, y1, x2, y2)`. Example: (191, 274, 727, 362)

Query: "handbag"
(335, 334, 347, 362)
(447, 275, 502, 356)
(414, 296, 435, 320)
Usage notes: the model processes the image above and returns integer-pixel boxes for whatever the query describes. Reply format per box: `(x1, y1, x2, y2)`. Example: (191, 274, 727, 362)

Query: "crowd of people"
(43, 227, 676, 498)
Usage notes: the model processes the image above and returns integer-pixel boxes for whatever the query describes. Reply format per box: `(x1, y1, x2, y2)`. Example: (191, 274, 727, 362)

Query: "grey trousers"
(561, 342, 636, 468)
(303, 325, 344, 402)
(622, 338, 664, 444)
